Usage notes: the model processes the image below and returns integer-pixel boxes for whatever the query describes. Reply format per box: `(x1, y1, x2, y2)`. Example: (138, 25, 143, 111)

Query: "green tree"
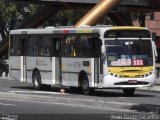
(0, 0, 40, 40)
(43, 9, 87, 27)
(131, 12, 146, 27)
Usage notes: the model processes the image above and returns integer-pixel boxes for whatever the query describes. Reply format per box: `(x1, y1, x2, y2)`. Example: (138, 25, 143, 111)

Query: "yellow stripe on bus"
(111, 26, 145, 30)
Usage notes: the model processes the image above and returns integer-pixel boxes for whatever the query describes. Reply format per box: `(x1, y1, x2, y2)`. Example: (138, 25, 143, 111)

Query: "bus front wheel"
(123, 88, 135, 96)
(32, 71, 42, 90)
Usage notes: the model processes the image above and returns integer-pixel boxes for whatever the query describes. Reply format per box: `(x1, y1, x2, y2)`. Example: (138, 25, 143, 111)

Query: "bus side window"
(75, 36, 81, 57)
(11, 36, 22, 56)
(64, 38, 71, 56)
(70, 37, 76, 57)
(63, 36, 77, 57)
(52, 38, 62, 57)
(21, 38, 27, 56)
(45, 47, 50, 56)
(80, 35, 91, 57)
(10, 37, 14, 55)
(92, 38, 102, 58)
(17, 48, 21, 55)
(39, 47, 44, 56)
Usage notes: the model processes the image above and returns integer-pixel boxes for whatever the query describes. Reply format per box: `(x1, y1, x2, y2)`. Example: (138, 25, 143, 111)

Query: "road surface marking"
(0, 102, 16, 107)
(118, 97, 126, 98)
(9, 90, 68, 95)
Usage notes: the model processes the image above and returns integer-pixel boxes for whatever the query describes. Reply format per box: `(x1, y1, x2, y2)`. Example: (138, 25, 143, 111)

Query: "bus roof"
(10, 26, 149, 35)
(10, 27, 99, 35)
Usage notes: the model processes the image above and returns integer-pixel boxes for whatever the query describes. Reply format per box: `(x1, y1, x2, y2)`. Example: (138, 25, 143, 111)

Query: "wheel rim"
(33, 72, 40, 89)
(34, 75, 39, 87)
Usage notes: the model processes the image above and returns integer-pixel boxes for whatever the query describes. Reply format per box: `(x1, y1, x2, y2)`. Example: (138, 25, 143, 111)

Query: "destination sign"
(104, 30, 150, 38)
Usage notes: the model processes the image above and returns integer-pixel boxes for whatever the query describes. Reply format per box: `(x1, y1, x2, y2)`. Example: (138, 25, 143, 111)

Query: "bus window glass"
(63, 34, 101, 58)
(28, 36, 38, 56)
(105, 40, 153, 67)
(64, 36, 76, 57)
(104, 30, 150, 38)
(28, 35, 52, 57)
(10, 36, 14, 56)
(10, 36, 21, 56)
(63, 35, 95, 57)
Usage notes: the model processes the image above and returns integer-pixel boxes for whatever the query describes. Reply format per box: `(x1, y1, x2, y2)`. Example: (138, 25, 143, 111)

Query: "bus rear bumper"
(99, 74, 156, 88)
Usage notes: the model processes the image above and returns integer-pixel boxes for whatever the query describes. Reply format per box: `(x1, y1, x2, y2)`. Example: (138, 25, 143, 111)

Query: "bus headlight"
(110, 73, 122, 78)
(143, 72, 152, 77)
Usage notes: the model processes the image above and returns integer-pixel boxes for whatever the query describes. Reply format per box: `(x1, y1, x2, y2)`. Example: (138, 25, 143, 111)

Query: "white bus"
(9, 26, 157, 96)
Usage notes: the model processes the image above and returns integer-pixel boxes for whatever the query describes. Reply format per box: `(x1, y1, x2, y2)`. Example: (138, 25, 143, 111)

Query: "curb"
(156, 82, 160, 86)
(0, 77, 14, 80)
(0, 92, 159, 114)
(137, 85, 160, 93)
(1, 77, 160, 85)
(137, 89, 160, 93)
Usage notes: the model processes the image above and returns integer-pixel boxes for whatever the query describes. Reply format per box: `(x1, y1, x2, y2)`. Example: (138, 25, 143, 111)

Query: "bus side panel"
(52, 57, 56, 84)
(91, 58, 101, 88)
(25, 56, 37, 83)
(55, 57, 61, 84)
(37, 57, 53, 85)
(61, 58, 92, 87)
(26, 57, 53, 85)
(9, 56, 21, 81)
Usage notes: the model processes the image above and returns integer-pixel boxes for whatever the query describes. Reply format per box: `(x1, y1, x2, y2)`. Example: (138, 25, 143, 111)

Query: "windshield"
(105, 40, 153, 67)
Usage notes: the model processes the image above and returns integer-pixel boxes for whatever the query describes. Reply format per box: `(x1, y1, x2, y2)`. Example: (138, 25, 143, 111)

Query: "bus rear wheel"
(123, 88, 135, 96)
(32, 71, 42, 90)
(81, 74, 94, 95)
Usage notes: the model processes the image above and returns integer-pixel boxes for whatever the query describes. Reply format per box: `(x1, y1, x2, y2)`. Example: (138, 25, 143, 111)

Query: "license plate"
(128, 80, 137, 84)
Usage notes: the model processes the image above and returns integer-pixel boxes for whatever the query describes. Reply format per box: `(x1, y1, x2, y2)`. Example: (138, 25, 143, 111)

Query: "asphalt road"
(0, 79, 160, 106)
(0, 94, 157, 120)
(0, 78, 160, 118)
(0, 97, 157, 120)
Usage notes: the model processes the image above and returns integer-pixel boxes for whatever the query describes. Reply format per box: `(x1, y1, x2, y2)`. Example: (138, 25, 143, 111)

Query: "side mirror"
(101, 45, 106, 62)
(101, 45, 106, 54)
(152, 41, 158, 57)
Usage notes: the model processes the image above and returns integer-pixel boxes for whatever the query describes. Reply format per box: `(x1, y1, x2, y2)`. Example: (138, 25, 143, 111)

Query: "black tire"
(81, 74, 94, 95)
(123, 88, 135, 96)
(32, 71, 42, 90)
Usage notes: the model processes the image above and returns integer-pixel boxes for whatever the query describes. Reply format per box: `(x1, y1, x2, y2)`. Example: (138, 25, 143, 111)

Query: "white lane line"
(118, 97, 126, 98)
(9, 90, 68, 95)
(0, 102, 16, 107)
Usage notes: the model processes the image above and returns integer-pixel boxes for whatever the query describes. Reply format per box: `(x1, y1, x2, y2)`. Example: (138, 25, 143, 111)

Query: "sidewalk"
(137, 79, 160, 92)
(0, 76, 13, 80)
(156, 78, 160, 86)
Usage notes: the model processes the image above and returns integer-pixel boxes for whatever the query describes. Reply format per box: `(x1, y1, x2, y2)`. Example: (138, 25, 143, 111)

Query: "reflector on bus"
(76, 29, 92, 33)
(53, 29, 99, 34)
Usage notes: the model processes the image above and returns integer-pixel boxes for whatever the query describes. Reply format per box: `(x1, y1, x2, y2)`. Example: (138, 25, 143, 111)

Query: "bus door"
(93, 37, 102, 86)
(53, 38, 62, 84)
(94, 58, 99, 86)
(20, 36, 28, 82)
